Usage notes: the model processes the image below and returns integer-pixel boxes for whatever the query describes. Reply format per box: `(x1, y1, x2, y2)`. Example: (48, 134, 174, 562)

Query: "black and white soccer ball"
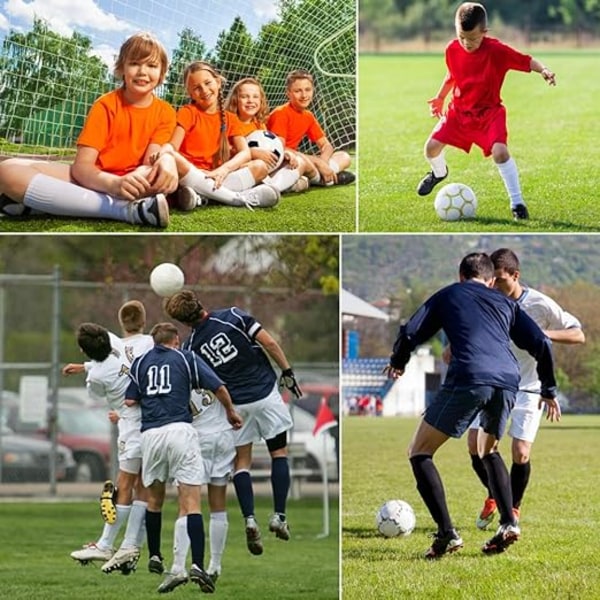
(246, 130, 284, 172)
(434, 183, 477, 221)
(376, 499, 416, 538)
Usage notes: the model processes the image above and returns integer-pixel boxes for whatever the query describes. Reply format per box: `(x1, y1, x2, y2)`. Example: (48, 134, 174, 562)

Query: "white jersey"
(515, 287, 581, 392)
(190, 389, 232, 435)
(122, 333, 153, 364)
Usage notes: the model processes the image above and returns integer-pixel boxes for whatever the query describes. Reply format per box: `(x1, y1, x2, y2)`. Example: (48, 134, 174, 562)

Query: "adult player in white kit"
(468, 248, 585, 529)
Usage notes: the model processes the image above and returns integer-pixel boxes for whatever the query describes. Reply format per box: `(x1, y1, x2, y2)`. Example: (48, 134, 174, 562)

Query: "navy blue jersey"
(127, 345, 224, 432)
(182, 307, 277, 405)
(390, 280, 557, 397)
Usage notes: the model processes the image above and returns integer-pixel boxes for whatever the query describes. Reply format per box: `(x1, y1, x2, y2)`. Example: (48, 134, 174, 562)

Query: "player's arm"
(205, 136, 251, 188)
(530, 58, 556, 85)
(143, 142, 178, 195)
(212, 385, 243, 429)
(428, 71, 453, 118)
(544, 327, 584, 344)
(256, 328, 302, 398)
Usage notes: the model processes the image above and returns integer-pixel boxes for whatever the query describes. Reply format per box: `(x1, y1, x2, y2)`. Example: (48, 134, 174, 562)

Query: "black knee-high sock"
(470, 453, 492, 496)
(271, 456, 290, 516)
(481, 453, 514, 526)
(145, 510, 162, 558)
(409, 454, 453, 534)
(510, 461, 531, 509)
(186, 513, 205, 569)
(233, 470, 255, 518)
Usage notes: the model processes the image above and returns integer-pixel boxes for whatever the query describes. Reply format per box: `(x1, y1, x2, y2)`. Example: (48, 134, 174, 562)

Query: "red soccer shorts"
(431, 104, 508, 157)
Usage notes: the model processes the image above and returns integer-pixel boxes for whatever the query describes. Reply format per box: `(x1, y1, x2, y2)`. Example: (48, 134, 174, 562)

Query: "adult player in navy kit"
(384, 253, 559, 558)
(125, 322, 242, 593)
(164, 290, 302, 556)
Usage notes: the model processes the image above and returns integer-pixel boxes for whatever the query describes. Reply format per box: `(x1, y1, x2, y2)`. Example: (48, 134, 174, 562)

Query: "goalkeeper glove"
(279, 368, 302, 399)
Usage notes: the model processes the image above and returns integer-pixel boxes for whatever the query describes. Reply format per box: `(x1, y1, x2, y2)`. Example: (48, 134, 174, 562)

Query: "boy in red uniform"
(267, 69, 355, 189)
(417, 2, 556, 220)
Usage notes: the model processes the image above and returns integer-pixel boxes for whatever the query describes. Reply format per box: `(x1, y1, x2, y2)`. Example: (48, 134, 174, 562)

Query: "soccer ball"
(246, 130, 284, 172)
(149, 263, 185, 297)
(376, 499, 416, 538)
(434, 183, 477, 221)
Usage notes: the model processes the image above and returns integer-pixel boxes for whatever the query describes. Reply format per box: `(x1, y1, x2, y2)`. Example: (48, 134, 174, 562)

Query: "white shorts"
(118, 417, 142, 474)
(234, 384, 293, 446)
(198, 429, 236, 486)
(469, 390, 543, 443)
(141, 422, 206, 487)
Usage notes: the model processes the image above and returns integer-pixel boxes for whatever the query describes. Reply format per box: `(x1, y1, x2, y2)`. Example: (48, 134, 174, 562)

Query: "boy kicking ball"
(417, 2, 556, 220)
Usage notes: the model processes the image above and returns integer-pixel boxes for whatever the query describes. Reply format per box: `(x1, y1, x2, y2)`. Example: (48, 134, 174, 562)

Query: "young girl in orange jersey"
(155, 63, 279, 210)
(225, 77, 309, 194)
(0, 32, 177, 227)
(267, 69, 355, 187)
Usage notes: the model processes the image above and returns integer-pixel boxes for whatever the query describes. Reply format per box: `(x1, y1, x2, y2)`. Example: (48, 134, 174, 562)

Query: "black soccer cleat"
(417, 169, 448, 196)
(512, 204, 529, 220)
(482, 523, 520, 555)
(424, 528, 464, 559)
(335, 171, 356, 185)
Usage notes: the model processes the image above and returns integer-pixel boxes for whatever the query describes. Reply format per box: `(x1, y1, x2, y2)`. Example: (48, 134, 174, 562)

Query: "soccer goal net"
(0, 0, 356, 159)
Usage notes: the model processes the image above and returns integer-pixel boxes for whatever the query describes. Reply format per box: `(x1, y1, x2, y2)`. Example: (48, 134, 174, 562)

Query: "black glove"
(279, 368, 302, 399)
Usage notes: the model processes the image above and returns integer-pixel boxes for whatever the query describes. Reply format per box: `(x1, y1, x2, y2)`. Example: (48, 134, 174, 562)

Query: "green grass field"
(0, 176, 356, 233)
(359, 53, 600, 232)
(342, 414, 600, 599)
(0, 495, 339, 599)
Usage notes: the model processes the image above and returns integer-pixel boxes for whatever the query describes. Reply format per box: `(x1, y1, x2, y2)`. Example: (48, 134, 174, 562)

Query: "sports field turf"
(342, 414, 600, 599)
(0, 495, 339, 599)
(359, 53, 600, 232)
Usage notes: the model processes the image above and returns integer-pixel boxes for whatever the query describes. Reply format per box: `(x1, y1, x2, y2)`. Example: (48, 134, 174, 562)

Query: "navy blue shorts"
(424, 385, 515, 439)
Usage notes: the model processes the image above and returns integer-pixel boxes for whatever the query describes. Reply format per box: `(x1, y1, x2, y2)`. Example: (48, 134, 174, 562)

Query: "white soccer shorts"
(197, 429, 236, 485)
(117, 417, 142, 474)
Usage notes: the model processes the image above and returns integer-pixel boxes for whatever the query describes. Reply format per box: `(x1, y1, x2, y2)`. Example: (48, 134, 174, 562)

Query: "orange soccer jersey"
(77, 89, 176, 176)
(237, 119, 265, 136)
(267, 103, 325, 151)
(177, 105, 246, 170)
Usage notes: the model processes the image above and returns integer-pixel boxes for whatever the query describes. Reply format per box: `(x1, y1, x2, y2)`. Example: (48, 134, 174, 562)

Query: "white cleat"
(157, 570, 189, 593)
(70, 542, 113, 564)
(268, 513, 291, 540)
(101, 546, 140, 574)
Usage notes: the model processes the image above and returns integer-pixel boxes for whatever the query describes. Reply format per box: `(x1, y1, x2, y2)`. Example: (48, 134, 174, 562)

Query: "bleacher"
(342, 358, 394, 399)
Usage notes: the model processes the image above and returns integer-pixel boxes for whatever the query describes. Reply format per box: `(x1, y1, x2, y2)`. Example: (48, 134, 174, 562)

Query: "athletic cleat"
(245, 517, 264, 555)
(335, 170, 356, 185)
(99, 480, 117, 524)
(268, 513, 291, 541)
(0, 194, 32, 217)
(482, 523, 521, 555)
(175, 186, 199, 211)
(101, 546, 140, 574)
(476, 497, 497, 530)
(157, 570, 189, 593)
(417, 169, 448, 196)
(132, 194, 170, 228)
(235, 183, 280, 210)
(70, 542, 114, 564)
(424, 529, 464, 559)
(512, 203, 529, 220)
(148, 555, 165, 575)
(207, 571, 219, 583)
(289, 175, 309, 193)
(190, 564, 215, 593)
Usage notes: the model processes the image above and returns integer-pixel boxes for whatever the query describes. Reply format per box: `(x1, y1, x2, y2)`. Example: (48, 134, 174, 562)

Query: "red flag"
(313, 397, 337, 436)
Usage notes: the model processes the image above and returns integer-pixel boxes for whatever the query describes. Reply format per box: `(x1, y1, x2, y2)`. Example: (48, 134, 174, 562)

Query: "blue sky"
(0, 0, 279, 67)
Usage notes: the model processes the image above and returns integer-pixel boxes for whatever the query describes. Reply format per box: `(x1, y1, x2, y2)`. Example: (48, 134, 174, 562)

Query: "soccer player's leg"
(417, 136, 448, 196)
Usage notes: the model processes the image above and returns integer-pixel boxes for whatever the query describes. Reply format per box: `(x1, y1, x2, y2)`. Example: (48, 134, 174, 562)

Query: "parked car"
(0, 421, 76, 483)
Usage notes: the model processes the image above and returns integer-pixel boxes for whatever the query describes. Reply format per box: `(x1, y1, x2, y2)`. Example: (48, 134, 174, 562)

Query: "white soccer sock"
(98, 504, 131, 549)
(121, 500, 147, 549)
(428, 152, 448, 178)
(207, 511, 228, 573)
(496, 157, 524, 206)
(171, 516, 191, 574)
(222, 167, 256, 192)
(266, 167, 301, 192)
(23, 174, 132, 221)
(180, 167, 238, 202)
(328, 159, 340, 174)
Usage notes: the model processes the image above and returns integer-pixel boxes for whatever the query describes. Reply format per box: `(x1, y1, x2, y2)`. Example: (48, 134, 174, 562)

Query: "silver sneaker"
(70, 542, 113, 564)
(235, 183, 280, 210)
(101, 546, 140, 574)
(131, 194, 169, 228)
(268, 514, 290, 541)
(157, 570, 189, 593)
(245, 516, 263, 555)
(289, 176, 309, 193)
(148, 555, 165, 574)
(190, 564, 215, 593)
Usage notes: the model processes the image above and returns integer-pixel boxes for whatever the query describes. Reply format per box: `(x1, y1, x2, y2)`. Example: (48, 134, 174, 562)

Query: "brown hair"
(76, 322, 112, 362)
(150, 322, 179, 345)
(225, 77, 270, 127)
(456, 2, 488, 31)
(118, 300, 146, 334)
(183, 61, 229, 168)
(164, 290, 204, 325)
(114, 32, 169, 84)
(285, 69, 314, 90)
(490, 248, 520, 274)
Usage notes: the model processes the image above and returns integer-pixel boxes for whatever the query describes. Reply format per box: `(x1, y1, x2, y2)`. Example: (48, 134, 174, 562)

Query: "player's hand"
(114, 171, 153, 201)
(539, 396, 561, 422)
(147, 153, 178, 195)
(107, 410, 120, 424)
(427, 96, 444, 118)
(62, 363, 85, 376)
(382, 364, 404, 379)
(205, 166, 230, 189)
(541, 68, 556, 86)
(227, 408, 243, 430)
(284, 150, 299, 169)
(279, 368, 302, 399)
(442, 344, 452, 365)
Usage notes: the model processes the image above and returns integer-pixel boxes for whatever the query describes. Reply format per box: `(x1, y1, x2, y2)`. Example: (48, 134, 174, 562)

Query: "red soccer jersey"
(445, 37, 531, 113)
(267, 103, 325, 150)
